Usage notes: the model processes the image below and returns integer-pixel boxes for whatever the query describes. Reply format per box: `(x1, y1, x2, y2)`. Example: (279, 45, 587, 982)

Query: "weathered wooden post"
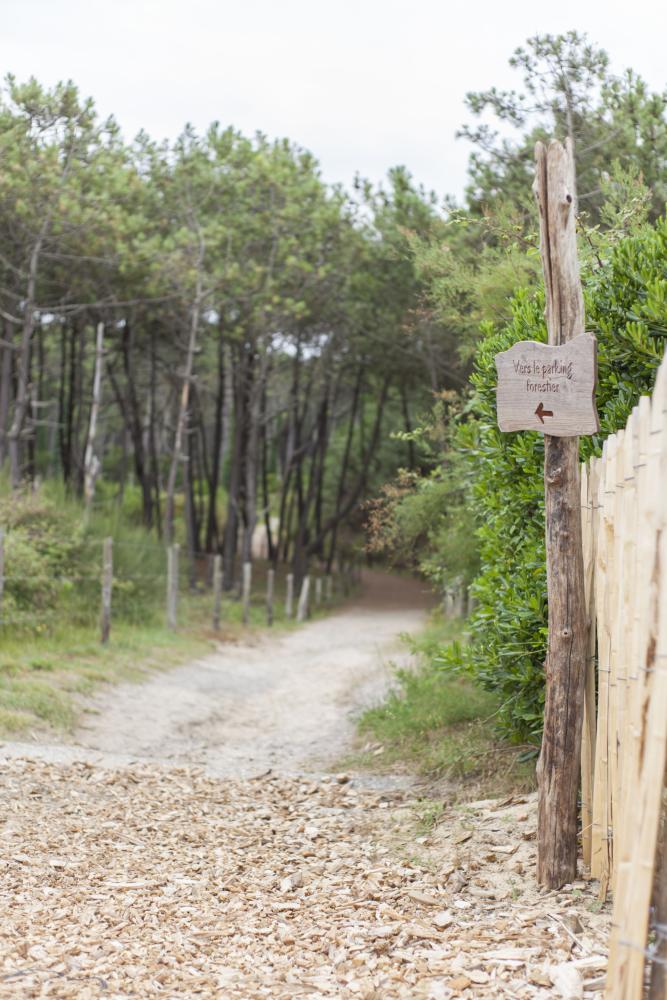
(326, 574, 333, 602)
(266, 567, 275, 626)
(534, 139, 591, 888)
(167, 543, 179, 629)
(285, 572, 294, 619)
(296, 575, 310, 623)
(242, 561, 252, 626)
(315, 576, 322, 607)
(494, 138, 599, 888)
(100, 537, 112, 644)
(212, 554, 222, 631)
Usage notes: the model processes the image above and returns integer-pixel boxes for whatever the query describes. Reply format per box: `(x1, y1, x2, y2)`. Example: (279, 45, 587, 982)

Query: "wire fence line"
(0, 529, 361, 640)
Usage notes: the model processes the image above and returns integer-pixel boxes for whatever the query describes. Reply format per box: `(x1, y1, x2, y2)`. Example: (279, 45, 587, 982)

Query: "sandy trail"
(6, 571, 431, 778)
(0, 572, 611, 998)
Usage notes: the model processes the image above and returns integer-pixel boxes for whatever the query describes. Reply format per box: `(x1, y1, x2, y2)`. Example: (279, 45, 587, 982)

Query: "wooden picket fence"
(579, 351, 667, 998)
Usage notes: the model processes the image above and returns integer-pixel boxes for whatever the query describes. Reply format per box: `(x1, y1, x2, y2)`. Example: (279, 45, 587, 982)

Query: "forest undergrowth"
(0, 480, 341, 738)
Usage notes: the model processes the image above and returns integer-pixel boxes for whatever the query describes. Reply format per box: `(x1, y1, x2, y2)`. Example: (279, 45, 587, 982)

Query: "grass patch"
(354, 612, 535, 796)
(0, 578, 347, 739)
(0, 618, 213, 738)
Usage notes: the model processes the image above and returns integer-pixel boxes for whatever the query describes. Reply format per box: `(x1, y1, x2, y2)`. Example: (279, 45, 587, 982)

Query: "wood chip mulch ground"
(0, 758, 610, 998)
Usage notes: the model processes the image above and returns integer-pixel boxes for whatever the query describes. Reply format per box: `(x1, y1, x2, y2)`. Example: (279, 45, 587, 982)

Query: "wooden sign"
(495, 332, 599, 436)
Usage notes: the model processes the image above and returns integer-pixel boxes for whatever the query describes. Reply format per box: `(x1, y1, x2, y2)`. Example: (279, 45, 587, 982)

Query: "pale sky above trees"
(1, 0, 665, 201)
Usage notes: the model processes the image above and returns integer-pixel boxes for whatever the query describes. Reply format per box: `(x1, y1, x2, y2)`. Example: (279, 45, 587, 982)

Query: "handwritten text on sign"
(495, 333, 599, 436)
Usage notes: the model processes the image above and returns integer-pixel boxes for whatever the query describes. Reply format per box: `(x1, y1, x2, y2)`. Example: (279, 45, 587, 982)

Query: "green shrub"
(0, 482, 168, 631)
(447, 218, 667, 743)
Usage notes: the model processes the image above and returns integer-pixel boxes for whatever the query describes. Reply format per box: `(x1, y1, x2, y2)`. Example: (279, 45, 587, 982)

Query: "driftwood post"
(212, 554, 222, 631)
(100, 536, 112, 644)
(534, 138, 589, 888)
(285, 572, 294, 619)
(167, 543, 179, 629)
(242, 561, 252, 626)
(296, 575, 310, 623)
(266, 567, 275, 626)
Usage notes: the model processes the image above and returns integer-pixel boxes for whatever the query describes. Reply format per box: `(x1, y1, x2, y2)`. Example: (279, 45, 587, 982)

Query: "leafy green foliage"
(460, 32, 667, 224)
(0, 482, 167, 628)
(452, 220, 667, 743)
(357, 617, 500, 779)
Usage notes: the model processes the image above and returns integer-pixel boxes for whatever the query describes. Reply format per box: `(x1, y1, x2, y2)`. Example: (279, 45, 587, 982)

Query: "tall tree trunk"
(205, 327, 226, 552)
(149, 327, 163, 537)
(0, 321, 14, 468)
(326, 367, 363, 570)
(184, 420, 199, 588)
(315, 373, 390, 561)
(222, 345, 246, 589)
(240, 345, 264, 565)
(261, 383, 276, 564)
(83, 323, 105, 523)
(165, 290, 201, 545)
(8, 235, 43, 489)
(120, 323, 153, 528)
(73, 323, 87, 495)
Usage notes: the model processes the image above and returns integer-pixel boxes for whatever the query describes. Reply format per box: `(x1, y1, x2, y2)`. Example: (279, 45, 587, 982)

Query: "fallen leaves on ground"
(0, 759, 609, 998)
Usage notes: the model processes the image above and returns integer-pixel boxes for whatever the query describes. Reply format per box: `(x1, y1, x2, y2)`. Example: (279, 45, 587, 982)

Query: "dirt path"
(64, 570, 429, 778)
(0, 571, 430, 778)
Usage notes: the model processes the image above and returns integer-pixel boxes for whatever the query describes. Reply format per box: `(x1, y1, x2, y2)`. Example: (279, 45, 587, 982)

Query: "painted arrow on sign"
(494, 333, 599, 436)
(535, 402, 554, 424)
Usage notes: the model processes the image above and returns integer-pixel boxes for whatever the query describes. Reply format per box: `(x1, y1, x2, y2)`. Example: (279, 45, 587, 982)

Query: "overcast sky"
(1, 0, 665, 202)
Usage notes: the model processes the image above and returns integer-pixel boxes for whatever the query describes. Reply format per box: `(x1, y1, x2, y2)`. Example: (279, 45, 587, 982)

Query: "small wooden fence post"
(605, 362, 667, 998)
(242, 561, 252, 625)
(212, 554, 222, 631)
(167, 543, 179, 629)
(100, 537, 112, 644)
(296, 575, 310, 623)
(266, 567, 275, 626)
(315, 576, 322, 607)
(285, 573, 294, 619)
(579, 461, 599, 871)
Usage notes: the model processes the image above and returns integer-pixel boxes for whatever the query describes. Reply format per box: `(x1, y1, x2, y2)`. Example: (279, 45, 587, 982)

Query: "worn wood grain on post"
(533, 138, 589, 889)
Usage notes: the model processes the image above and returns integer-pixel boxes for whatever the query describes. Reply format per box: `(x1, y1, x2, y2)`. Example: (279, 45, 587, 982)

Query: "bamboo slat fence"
(579, 352, 667, 999)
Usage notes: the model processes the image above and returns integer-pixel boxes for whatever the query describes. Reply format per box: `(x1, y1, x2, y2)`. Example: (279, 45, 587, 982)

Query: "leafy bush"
(0, 488, 86, 622)
(365, 395, 480, 590)
(448, 218, 667, 743)
(0, 482, 168, 631)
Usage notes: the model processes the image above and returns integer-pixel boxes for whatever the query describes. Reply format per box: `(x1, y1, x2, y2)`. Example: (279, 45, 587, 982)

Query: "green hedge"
(447, 218, 667, 743)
